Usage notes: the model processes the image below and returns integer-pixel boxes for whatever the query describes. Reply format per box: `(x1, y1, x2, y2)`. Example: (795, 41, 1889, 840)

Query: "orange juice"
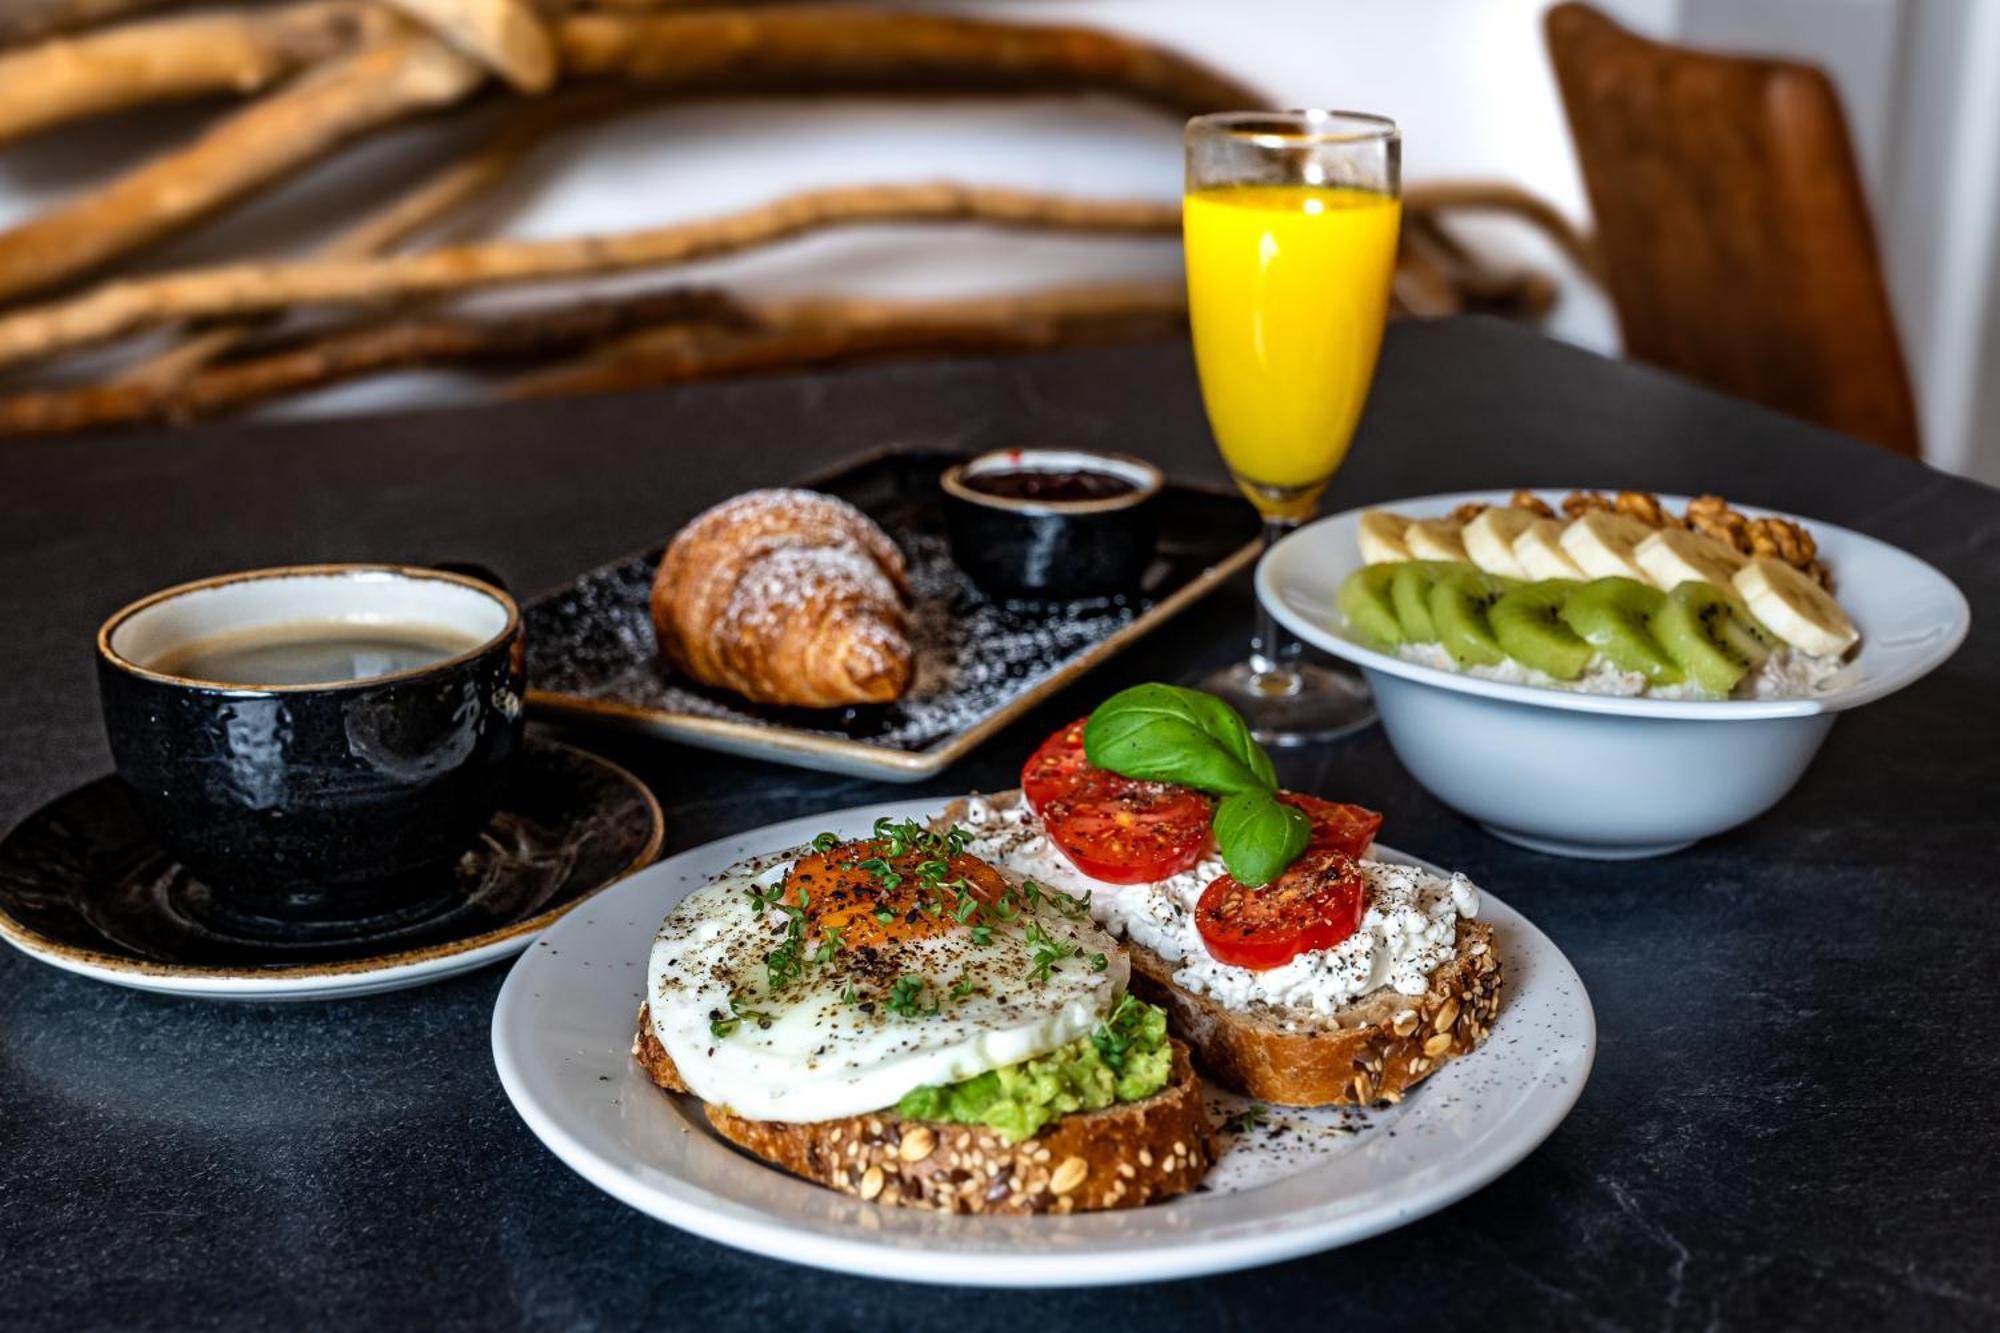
(1184, 184, 1401, 518)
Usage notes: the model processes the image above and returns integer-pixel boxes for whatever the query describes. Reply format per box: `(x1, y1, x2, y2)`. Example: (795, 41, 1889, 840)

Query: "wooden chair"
(1544, 3, 1921, 457)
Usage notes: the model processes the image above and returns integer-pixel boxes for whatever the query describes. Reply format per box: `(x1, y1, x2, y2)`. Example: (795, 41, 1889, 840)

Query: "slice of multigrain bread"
(633, 1005, 1216, 1214)
(1124, 919, 1502, 1107)
(936, 791, 1505, 1107)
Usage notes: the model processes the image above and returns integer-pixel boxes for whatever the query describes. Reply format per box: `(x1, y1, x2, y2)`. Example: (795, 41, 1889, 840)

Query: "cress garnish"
(885, 975, 937, 1018)
(745, 882, 810, 989)
(1088, 993, 1151, 1073)
(709, 996, 773, 1039)
(1023, 920, 1075, 981)
(1224, 1104, 1270, 1134)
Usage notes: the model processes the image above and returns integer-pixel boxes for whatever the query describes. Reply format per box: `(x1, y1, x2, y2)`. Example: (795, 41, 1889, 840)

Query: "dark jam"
(963, 468, 1137, 503)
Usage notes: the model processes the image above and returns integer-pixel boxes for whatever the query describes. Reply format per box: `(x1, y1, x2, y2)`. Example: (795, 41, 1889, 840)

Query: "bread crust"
(633, 1005, 1215, 1214)
(1125, 919, 1502, 1107)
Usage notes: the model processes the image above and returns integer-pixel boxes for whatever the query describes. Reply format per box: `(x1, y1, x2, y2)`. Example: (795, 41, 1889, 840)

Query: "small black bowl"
(941, 448, 1163, 599)
(95, 564, 524, 927)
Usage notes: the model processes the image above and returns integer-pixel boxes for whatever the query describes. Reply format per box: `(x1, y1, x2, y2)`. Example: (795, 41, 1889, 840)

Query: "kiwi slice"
(1428, 567, 1511, 668)
(1653, 583, 1769, 696)
(1389, 561, 1458, 641)
(1722, 601, 1777, 667)
(1490, 580, 1591, 679)
(1338, 564, 1404, 646)
(1559, 578, 1683, 685)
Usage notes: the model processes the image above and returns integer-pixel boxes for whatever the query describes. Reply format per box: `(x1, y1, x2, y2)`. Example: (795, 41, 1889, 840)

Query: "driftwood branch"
(0, 2, 404, 150)
(119, 89, 638, 391)
(0, 7, 1255, 305)
(509, 283, 1188, 399)
(0, 288, 754, 437)
(0, 183, 1179, 372)
(554, 8, 1260, 115)
(1399, 211, 1558, 321)
(1403, 180, 1601, 281)
(0, 282, 1182, 436)
(0, 34, 486, 307)
(385, 0, 555, 92)
(0, 0, 182, 48)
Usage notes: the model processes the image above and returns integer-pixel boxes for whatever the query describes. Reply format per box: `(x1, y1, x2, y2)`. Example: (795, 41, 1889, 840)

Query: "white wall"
(1879, 0, 2000, 484)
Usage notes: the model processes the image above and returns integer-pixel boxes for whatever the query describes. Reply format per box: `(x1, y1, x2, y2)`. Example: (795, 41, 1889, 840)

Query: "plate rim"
(490, 796, 1598, 1287)
(0, 740, 664, 998)
(1258, 489, 1971, 721)
(521, 447, 1261, 781)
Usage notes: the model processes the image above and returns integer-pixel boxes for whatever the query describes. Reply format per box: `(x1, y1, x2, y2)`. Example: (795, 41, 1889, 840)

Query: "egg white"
(646, 843, 1130, 1123)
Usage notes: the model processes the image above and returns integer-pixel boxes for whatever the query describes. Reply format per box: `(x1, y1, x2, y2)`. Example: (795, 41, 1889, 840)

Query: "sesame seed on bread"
(633, 1005, 1215, 1214)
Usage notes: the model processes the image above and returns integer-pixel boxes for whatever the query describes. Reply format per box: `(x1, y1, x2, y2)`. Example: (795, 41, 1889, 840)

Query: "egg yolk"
(781, 838, 1011, 951)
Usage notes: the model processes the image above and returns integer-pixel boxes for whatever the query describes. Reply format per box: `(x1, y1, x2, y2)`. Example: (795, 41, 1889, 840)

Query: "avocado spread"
(896, 995, 1172, 1142)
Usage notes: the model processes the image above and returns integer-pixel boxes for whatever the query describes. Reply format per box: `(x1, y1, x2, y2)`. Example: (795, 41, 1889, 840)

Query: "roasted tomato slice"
(1041, 774, 1214, 884)
(1021, 717, 1094, 815)
(1022, 720, 1212, 883)
(1195, 850, 1368, 970)
(1280, 793, 1384, 859)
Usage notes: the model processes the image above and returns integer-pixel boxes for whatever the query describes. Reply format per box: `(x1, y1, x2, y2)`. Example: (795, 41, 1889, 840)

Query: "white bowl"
(1258, 490, 1970, 858)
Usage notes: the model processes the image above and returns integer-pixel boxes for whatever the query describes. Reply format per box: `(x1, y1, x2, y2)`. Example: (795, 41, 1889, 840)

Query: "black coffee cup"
(95, 564, 524, 923)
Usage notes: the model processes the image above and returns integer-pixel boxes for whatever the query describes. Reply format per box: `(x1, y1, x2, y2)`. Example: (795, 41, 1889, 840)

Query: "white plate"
(1259, 490, 1970, 720)
(491, 798, 1596, 1287)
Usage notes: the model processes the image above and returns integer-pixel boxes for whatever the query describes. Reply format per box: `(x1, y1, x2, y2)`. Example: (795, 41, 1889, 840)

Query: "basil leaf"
(1081, 683, 1309, 885)
(1176, 687, 1277, 790)
(1212, 790, 1311, 887)
(1083, 683, 1271, 796)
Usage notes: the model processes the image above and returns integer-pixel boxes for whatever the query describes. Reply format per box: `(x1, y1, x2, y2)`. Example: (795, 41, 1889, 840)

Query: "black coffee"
(149, 621, 485, 686)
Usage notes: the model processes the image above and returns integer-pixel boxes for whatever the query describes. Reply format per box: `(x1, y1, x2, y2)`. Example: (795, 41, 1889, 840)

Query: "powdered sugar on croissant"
(651, 489, 914, 707)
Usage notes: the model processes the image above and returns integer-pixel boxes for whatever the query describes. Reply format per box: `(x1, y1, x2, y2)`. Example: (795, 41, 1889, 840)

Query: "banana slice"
(1404, 518, 1469, 562)
(1635, 527, 1748, 590)
(1513, 518, 1588, 580)
(1461, 507, 1537, 579)
(1732, 557, 1858, 656)
(1357, 510, 1414, 564)
(1560, 511, 1655, 582)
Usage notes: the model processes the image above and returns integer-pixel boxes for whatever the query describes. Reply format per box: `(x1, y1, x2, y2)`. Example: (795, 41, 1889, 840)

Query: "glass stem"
(1248, 516, 1302, 691)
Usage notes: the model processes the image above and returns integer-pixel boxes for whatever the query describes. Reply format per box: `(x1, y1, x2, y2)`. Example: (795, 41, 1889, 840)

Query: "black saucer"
(0, 739, 663, 995)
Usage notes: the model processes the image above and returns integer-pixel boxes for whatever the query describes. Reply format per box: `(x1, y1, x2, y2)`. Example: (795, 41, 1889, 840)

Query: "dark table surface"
(3, 319, 1995, 1332)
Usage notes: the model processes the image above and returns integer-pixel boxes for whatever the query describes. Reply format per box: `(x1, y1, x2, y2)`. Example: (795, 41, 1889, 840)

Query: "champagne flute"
(1184, 109, 1401, 744)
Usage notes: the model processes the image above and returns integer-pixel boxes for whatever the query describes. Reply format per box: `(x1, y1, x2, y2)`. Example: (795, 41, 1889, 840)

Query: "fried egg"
(646, 831, 1129, 1123)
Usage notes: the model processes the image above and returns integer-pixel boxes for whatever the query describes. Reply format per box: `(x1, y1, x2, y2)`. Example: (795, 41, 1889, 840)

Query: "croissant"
(651, 489, 914, 708)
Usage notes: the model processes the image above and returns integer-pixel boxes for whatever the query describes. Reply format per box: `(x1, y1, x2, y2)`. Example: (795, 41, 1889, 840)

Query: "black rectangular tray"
(523, 448, 1259, 779)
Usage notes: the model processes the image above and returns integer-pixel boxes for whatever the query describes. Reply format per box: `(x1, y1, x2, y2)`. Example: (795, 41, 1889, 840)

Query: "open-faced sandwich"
(634, 816, 1215, 1214)
(948, 685, 1501, 1108)
(635, 683, 1501, 1211)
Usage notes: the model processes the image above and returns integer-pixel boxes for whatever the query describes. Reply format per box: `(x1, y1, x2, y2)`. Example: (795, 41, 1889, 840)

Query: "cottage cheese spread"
(1395, 641, 1847, 700)
(953, 793, 1479, 1018)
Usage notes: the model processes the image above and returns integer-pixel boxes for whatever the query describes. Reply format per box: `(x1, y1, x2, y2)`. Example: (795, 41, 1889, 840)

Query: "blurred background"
(1, 0, 1994, 482)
